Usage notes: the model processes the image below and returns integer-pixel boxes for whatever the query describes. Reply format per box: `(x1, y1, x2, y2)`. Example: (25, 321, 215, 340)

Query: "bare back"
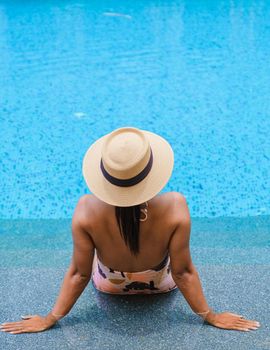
(81, 192, 185, 272)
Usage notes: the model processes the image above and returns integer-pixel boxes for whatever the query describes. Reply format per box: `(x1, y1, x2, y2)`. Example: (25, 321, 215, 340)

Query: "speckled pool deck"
(0, 216, 269, 350)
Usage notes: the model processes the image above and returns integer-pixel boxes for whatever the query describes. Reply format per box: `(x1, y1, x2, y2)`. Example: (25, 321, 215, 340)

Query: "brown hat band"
(100, 148, 153, 187)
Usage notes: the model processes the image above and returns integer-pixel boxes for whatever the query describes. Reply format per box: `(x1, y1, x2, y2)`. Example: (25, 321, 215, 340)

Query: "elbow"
(172, 271, 193, 284)
(71, 272, 91, 284)
(172, 264, 196, 284)
(68, 260, 91, 284)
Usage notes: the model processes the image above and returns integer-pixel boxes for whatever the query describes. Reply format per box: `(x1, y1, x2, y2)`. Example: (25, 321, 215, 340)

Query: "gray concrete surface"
(0, 216, 269, 349)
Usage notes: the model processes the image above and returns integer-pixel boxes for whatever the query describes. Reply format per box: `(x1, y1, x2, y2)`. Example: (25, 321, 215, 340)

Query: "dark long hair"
(115, 204, 142, 256)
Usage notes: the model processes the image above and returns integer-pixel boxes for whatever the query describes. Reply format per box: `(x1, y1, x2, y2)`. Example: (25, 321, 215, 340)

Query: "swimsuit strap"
(96, 251, 170, 274)
(151, 252, 169, 271)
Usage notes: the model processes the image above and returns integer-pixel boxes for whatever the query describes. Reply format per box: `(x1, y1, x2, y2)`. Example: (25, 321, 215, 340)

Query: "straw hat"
(82, 126, 174, 207)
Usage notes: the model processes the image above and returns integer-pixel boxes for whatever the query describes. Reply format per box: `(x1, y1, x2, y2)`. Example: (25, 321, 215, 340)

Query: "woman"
(0, 127, 260, 334)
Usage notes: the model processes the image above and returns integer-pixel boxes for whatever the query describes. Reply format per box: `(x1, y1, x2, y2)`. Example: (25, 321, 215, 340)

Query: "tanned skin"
(0, 192, 260, 334)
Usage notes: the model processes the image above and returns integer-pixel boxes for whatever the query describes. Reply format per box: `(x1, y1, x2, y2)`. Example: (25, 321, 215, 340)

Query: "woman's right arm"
(168, 193, 260, 332)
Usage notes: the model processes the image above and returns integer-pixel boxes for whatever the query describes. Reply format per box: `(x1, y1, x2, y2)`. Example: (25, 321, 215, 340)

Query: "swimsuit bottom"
(91, 251, 177, 295)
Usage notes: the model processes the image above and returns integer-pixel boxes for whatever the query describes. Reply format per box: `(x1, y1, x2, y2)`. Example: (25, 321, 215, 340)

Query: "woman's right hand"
(205, 311, 261, 332)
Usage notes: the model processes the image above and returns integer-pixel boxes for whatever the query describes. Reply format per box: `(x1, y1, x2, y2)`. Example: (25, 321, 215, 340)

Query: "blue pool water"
(0, 0, 270, 218)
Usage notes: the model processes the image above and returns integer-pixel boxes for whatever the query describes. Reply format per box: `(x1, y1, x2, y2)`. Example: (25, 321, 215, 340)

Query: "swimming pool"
(0, 0, 269, 219)
(1, 2, 270, 350)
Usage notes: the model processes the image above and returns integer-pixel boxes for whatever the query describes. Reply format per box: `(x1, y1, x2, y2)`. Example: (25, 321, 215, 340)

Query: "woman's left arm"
(0, 198, 95, 334)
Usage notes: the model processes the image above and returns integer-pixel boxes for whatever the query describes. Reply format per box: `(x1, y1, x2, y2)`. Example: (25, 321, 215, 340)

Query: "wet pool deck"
(0, 216, 269, 350)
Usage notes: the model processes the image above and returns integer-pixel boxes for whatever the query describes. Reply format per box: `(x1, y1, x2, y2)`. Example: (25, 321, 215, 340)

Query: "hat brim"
(82, 129, 174, 207)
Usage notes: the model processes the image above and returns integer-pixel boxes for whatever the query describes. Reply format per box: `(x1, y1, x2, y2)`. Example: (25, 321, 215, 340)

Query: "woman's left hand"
(0, 314, 56, 334)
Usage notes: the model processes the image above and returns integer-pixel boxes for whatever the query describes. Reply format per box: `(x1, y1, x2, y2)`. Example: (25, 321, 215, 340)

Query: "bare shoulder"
(168, 191, 186, 202)
(72, 194, 96, 228)
(166, 191, 191, 224)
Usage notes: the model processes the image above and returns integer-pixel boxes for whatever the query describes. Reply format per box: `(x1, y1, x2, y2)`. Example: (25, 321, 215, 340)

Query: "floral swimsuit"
(91, 251, 177, 295)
